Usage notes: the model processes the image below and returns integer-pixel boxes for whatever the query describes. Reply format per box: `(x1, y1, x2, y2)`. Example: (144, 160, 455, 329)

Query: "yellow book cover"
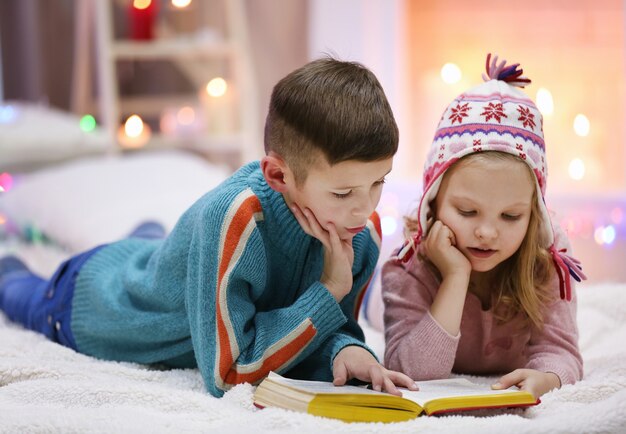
(253, 371, 539, 423)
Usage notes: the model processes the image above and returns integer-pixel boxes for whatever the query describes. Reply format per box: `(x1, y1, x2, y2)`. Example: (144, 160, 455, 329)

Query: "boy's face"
(284, 156, 393, 241)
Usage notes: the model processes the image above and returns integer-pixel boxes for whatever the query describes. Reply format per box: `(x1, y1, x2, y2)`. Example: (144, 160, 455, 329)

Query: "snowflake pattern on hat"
(394, 53, 585, 301)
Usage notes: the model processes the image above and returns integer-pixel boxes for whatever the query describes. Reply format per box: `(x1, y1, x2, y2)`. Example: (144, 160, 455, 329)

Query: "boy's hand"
(492, 368, 561, 399)
(290, 204, 354, 302)
(423, 220, 471, 279)
(333, 346, 418, 396)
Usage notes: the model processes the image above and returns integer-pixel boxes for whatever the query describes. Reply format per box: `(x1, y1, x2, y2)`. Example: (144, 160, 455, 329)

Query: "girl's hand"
(333, 346, 418, 396)
(492, 368, 561, 399)
(290, 204, 354, 302)
(423, 220, 471, 279)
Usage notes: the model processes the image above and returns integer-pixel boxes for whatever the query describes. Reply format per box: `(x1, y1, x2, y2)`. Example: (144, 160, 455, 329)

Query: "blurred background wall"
(1, 0, 625, 282)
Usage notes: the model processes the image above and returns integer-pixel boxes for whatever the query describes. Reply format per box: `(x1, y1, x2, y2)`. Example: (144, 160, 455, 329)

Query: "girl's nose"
(475, 222, 498, 240)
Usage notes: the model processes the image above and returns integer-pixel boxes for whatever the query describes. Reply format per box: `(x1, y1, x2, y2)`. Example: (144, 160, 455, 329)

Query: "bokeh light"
(0, 105, 17, 124)
(79, 114, 97, 132)
(610, 207, 623, 224)
(124, 115, 145, 138)
(440, 63, 462, 84)
(0, 172, 14, 192)
(133, 0, 152, 10)
(206, 77, 228, 98)
(573, 114, 590, 137)
(172, 0, 192, 7)
(177, 107, 196, 126)
(568, 158, 585, 180)
(381, 216, 399, 236)
(594, 225, 616, 246)
(535, 88, 554, 116)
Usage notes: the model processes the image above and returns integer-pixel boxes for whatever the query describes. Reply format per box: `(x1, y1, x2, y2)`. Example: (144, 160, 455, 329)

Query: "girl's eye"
(374, 177, 387, 186)
(458, 209, 476, 217)
(333, 191, 352, 199)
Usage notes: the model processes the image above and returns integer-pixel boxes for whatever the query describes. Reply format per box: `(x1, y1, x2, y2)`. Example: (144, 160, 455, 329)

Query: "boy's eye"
(502, 213, 522, 221)
(333, 191, 352, 199)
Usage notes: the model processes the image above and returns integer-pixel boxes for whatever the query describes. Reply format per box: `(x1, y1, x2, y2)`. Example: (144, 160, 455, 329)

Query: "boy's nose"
(352, 197, 373, 218)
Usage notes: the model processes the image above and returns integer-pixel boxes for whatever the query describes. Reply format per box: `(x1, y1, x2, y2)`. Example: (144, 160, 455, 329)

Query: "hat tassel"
(393, 231, 422, 264)
(549, 246, 587, 301)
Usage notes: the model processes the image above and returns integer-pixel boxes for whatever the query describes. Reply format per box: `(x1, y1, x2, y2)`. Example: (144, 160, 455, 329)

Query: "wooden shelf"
(74, 0, 261, 165)
(111, 37, 234, 60)
(144, 132, 247, 152)
(119, 94, 200, 116)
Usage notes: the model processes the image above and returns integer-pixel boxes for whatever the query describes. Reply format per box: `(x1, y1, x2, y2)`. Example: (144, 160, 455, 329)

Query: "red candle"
(128, 0, 159, 40)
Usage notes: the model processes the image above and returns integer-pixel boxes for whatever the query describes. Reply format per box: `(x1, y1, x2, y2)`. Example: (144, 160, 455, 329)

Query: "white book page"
(268, 372, 376, 395)
(402, 378, 520, 407)
(266, 373, 520, 405)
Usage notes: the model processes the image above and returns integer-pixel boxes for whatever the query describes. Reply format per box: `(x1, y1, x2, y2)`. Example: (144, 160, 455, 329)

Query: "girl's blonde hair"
(404, 152, 554, 329)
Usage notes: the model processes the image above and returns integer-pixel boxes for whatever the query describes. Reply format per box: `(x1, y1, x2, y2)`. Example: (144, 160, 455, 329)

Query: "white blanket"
(1, 281, 625, 433)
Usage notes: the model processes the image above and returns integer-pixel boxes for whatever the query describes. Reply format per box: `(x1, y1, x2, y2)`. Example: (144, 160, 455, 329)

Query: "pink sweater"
(382, 248, 583, 386)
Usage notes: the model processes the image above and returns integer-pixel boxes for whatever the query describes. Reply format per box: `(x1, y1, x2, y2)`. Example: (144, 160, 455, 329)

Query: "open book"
(253, 371, 539, 423)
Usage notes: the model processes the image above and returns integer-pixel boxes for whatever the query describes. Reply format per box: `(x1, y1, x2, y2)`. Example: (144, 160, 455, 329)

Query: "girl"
(382, 54, 586, 399)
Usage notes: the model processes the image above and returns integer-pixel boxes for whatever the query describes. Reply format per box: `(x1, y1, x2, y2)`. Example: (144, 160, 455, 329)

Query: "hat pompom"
(482, 53, 531, 88)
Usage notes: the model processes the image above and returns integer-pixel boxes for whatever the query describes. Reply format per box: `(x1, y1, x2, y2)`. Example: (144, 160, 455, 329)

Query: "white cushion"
(0, 102, 110, 170)
(0, 150, 231, 251)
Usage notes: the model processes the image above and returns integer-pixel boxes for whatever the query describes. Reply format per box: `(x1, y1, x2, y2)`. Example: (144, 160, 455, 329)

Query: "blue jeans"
(0, 246, 103, 350)
(0, 221, 165, 350)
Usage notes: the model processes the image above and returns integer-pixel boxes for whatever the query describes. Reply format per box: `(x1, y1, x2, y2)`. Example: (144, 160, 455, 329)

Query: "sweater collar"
(248, 164, 314, 257)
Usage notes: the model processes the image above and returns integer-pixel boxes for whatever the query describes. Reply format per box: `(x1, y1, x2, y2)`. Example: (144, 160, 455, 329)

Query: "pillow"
(0, 102, 110, 171)
(0, 150, 231, 251)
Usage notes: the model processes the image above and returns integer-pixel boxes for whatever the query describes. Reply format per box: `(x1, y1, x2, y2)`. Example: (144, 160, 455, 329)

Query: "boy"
(0, 58, 415, 397)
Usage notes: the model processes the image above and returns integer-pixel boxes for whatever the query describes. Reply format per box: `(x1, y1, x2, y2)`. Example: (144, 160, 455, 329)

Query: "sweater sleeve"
(186, 190, 347, 397)
(382, 258, 460, 380)
(286, 213, 383, 381)
(526, 285, 583, 385)
(526, 226, 583, 385)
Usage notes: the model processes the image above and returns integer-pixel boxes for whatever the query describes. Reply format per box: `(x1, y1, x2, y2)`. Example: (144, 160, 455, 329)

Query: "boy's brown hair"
(264, 57, 398, 184)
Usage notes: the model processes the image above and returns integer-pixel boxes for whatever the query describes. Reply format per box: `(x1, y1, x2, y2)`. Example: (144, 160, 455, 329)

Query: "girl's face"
(434, 155, 535, 274)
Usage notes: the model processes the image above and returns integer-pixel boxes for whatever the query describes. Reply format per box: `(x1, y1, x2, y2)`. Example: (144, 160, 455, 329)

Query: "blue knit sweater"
(71, 161, 382, 397)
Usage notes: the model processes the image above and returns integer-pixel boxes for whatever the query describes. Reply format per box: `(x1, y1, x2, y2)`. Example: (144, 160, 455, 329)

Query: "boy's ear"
(261, 153, 289, 192)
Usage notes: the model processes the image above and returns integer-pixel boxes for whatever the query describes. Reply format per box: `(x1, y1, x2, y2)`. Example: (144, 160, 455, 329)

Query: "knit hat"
(394, 53, 585, 300)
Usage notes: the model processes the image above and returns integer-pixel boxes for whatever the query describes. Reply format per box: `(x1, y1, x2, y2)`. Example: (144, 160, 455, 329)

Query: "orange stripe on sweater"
(216, 195, 262, 380)
(369, 211, 382, 241)
(354, 276, 372, 321)
(353, 211, 382, 320)
(224, 323, 317, 386)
